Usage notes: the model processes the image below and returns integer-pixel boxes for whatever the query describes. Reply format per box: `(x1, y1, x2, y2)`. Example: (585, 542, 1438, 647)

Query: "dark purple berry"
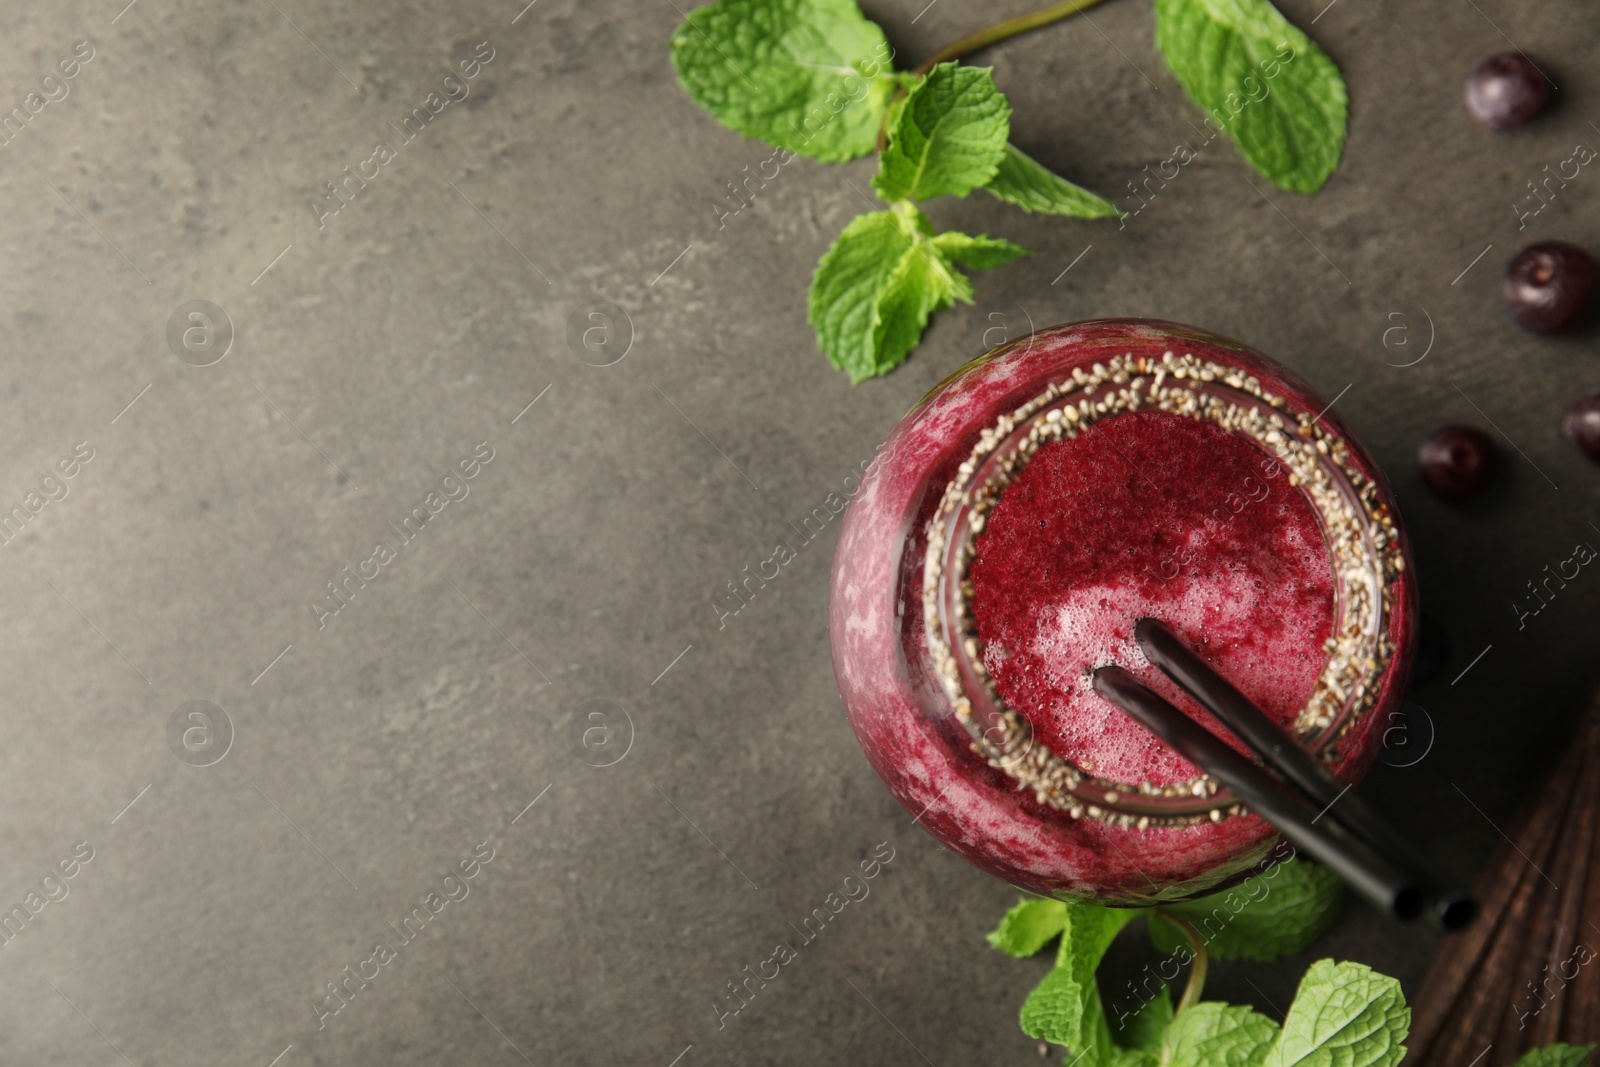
(1464, 51, 1551, 131)
(1503, 242, 1595, 333)
(1418, 425, 1498, 499)
(1561, 389, 1600, 457)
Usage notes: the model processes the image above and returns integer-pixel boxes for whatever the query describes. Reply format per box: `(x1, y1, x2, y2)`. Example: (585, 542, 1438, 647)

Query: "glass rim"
(920, 347, 1407, 829)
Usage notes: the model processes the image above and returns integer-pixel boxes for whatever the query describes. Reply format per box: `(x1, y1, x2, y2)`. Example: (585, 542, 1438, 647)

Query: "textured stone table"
(0, 0, 1595, 1063)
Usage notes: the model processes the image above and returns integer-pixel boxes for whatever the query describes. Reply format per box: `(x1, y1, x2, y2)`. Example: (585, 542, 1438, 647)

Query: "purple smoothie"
(829, 320, 1416, 904)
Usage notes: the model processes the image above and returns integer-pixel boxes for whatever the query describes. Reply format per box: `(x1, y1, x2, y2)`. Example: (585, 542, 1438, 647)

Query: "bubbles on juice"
(969, 409, 1336, 787)
(986, 569, 1323, 784)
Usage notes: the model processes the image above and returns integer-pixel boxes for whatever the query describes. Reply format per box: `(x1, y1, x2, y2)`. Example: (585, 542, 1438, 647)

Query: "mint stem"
(912, 0, 1120, 76)
(1165, 912, 1209, 1013)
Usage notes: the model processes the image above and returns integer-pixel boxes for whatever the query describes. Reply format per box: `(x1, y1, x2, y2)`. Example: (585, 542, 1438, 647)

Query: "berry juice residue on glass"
(967, 409, 1336, 786)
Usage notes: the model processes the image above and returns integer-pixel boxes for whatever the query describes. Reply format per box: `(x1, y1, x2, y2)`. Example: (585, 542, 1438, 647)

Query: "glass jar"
(829, 319, 1417, 904)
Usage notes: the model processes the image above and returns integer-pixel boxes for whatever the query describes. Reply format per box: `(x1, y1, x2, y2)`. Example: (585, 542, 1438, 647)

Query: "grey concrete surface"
(0, 0, 1595, 1063)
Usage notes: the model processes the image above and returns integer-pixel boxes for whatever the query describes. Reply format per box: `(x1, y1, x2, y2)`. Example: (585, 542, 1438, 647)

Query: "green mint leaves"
(986, 143, 1121, 218)
(669, 0, 1350, 381)
(873, 63, 1011, 200)
(1128, 963, 1406, 1067)
(1509, 1046, 1599, 1067)
(1018, 903, 1140, 1050)
(985, 858, 1404, 1067)
(1261, 960, 1408, 1067)
(1154, 0, 1348, 192)
(990, 906, 1405, 1067)
(668, 0, 896, 162)
(811, 63, 1035, 381)
(668, 0, 1112, 384)
(1162, 1002, 1279, 1067)
(806, 209, 918, 381)
(808, 198, 1026, 383)
(988, 896, 1071, 957)
(1149, 853, 1343, 961)
(985, 865, 1582, 1067)
(1120, 965, 1405, 1067)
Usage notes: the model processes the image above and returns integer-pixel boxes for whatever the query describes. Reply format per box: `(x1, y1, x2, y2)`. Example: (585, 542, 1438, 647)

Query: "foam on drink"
(968, 409, 1335, 785)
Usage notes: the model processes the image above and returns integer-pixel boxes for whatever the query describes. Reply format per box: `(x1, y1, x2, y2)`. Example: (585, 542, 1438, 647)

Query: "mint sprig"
(986, 857, 1591, 1067)
(669, 0, 1350, 381)
(809, 64, 1040, 379)
(807, 201, 1026, 382)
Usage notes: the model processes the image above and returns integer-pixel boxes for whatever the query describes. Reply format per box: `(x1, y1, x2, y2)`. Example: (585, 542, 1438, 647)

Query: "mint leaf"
(808, 205, 1026, 382)
(1019, 903, 1138, 1050)
(873, 62, 1011, 202)
(808, 209, 909, 381)
(988, 897, 1069, 957)
(1260, 959, 1409, 1067)
(1022, 967, 1096, 1050)
(1509, 1047, 1598, 1067)
(1153, 0, 1347, 193)
(1115, 983, 1173, 1053)
(1163, 1002, 1280, 1067)
(669, 0, 896, 162)
(1150, 855, 1343, 962)
(984, 143, 1120, 218)
(871, 225, 973, 372)
(930, 230, 1029, 271)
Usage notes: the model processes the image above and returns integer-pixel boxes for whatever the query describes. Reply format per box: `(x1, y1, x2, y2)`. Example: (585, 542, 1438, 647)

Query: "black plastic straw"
(1133, 618, 1477, 931)
(1091, 665, 1426, 922)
